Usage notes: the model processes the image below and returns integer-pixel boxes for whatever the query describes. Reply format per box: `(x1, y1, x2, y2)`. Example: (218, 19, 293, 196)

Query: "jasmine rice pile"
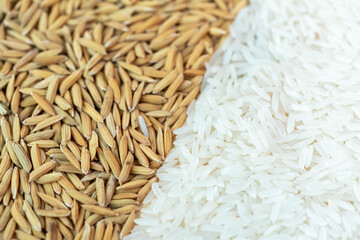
(128, 0, 360, 239)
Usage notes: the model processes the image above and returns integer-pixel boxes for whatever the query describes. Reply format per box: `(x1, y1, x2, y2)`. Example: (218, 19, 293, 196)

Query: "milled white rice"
(127, 0, 360, 239)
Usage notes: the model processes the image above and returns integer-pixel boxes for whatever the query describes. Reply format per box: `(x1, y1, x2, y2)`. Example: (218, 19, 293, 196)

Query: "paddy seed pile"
(0, 0, 246, 239)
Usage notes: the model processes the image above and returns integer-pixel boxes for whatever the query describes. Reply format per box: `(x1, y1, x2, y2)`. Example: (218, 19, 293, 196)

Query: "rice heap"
(128, 0, 360, 239)
(0, 0, 247, 239)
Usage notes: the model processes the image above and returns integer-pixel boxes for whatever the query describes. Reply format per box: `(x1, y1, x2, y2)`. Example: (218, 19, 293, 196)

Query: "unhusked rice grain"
(127, 0, 360, 239)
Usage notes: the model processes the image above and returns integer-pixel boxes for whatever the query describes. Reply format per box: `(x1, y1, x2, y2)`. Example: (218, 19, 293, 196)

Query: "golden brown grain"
(103, 149, 121, 178)
(22, 200, 41, 232)
(138, 177, 159, 203)
(19, 169, 30, 194)
(103, 222, 113, 240)
(0, 205, 11, 232)
(37, 192, 67, 210)
(120, 210, 136, 239)
(67, 189, 97, 205)
(116, 180, 149, 191)
(105, 175, 117, 207)
(96, 177, 106, 207)
(30, 115, 64, 133)
(11, 202, 31, 234)
(10, 166, 19, 199)
(133, 139, 150, 168)
(140, 145, 162, 163)
(0, 0, 246, 238)
(60, 144, 81, 171)
(12, 141, 32, 173)
(81, 205, 118, 217)
(94, 221, 105, 240)
(31, 91, 56, 116)
(35, 208, 71, 217)
(35, 172, 61, 184)
(28, 160, 56, 182)
(119, 152, 134, 183)
(0, 169, 12, 196)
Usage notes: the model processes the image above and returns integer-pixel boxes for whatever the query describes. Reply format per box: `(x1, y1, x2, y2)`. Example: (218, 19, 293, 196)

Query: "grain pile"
(128, 0, 360, 239)
(0, 0, 247, 239)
